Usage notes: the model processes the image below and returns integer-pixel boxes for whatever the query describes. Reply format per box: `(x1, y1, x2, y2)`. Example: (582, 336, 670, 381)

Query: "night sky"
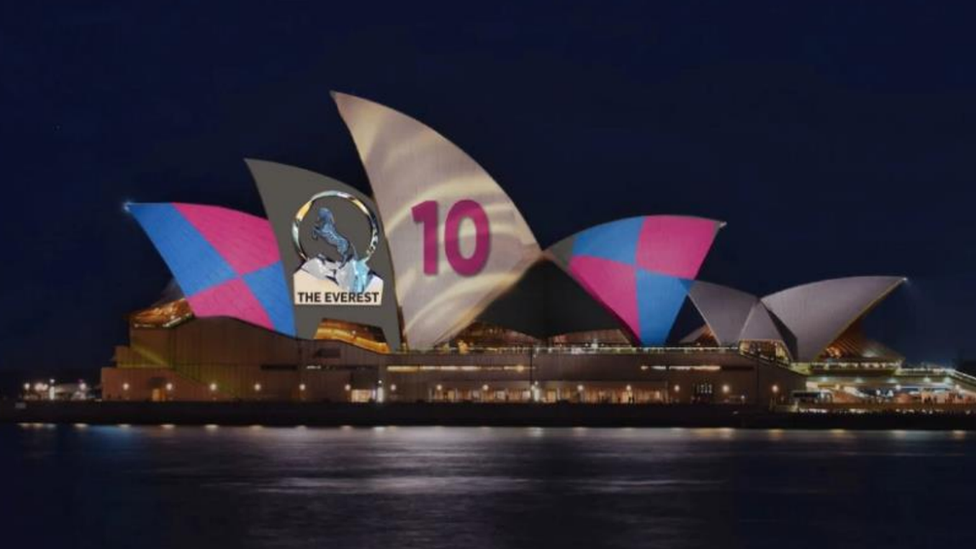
(2, 1, 974, 371)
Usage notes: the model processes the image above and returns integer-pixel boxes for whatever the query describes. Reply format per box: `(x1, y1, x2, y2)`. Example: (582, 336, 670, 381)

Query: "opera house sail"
(103, 92, 958, 407)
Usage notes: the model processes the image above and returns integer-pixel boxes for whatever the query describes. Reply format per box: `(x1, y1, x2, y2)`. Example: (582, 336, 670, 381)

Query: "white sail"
(333, 92, 541, 349)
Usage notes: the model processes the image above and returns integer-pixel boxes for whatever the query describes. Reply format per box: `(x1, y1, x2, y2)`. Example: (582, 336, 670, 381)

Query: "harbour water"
(2, 425, 974, 548)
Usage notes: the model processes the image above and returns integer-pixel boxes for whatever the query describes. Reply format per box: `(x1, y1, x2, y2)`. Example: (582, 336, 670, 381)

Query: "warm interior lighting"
(314, 319, 390, 354)
(130, 298, 194, 329)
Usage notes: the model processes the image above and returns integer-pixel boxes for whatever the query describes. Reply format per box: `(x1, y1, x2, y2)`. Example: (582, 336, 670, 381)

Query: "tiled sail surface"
(244, 159, 403, 349)
(128, 203, 294, 336)
(333, 92, 542, 349)
(686, 281, 762, 345)
(760, 276, 905, 362)
(548, 216, 722, 345)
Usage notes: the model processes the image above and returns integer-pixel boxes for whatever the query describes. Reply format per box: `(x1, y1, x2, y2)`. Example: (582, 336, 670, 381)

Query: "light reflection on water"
(2, 425, 975, 549)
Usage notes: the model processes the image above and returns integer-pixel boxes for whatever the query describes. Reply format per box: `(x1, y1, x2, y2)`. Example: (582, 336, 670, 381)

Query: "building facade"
(102, 92, 976, 406)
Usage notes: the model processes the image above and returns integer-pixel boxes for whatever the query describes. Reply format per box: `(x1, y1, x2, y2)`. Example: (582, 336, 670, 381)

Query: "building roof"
(127, 203, 294, 336)
(760, 276, 906, 362)
(244, 158, 403, 349)
(686, 281, 757, 345)
(547, 215, 724, 345)
(685, 277, 905, 361)
(739, 302, 793, 351)
(333, 92, 542, 350)
(124, 97, 908, 361)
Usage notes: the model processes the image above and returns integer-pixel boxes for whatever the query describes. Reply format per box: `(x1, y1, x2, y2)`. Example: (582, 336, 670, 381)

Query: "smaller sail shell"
(128, 202, 294, 336)
(548, 215, 723, 345)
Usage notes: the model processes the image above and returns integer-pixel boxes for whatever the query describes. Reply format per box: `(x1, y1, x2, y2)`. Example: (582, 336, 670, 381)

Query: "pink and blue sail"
(127, 203, 295, 337)
(552, 215, 723, 345)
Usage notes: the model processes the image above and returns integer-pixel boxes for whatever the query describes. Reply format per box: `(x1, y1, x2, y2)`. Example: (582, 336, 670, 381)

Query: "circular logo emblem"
(291, 191, 385, 301)
(291, 190, 379, 263)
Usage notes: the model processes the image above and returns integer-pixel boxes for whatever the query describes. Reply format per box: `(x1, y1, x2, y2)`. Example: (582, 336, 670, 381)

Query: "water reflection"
(2, 426, 975, 549)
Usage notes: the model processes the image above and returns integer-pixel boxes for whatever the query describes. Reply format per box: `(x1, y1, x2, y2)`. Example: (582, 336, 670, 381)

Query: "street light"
(771, 384, 779, 394)
(254, 383, 262, 392)
(165, 383, 174, 392)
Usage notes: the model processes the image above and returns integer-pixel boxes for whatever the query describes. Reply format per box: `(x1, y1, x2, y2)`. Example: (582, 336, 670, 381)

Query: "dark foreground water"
(1, 425, 974, 549)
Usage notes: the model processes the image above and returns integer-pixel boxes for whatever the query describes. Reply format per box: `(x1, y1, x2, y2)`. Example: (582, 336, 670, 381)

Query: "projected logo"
(291, 191, 384, 306)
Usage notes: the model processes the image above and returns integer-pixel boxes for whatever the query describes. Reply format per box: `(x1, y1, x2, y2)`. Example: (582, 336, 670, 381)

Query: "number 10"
(411, 199, 490, 276)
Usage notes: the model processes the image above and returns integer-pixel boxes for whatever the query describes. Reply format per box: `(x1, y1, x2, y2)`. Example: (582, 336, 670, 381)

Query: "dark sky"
(1, 1, 974, 370)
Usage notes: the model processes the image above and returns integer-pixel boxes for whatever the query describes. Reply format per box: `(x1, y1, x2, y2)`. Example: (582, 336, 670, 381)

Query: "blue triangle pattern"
(636, 270, 693, 345)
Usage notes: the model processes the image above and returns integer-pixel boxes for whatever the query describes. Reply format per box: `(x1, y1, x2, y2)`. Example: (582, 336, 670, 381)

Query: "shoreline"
(3, 401, 976, 430)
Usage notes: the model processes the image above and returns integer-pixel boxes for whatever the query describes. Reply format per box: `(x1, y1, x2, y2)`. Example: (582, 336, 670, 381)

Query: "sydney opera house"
(101, 93, 976, 406)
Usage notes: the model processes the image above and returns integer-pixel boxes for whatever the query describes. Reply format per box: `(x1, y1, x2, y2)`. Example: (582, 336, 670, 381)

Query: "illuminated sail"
(333, 92, 541, 349)
(547, 215, 723, 345)
(127, 202, 294, 336)
(245, 159, 402, 349)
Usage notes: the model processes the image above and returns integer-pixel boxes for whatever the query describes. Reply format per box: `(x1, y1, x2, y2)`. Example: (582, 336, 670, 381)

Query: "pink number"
(411, 200, 439, 274)
(411, 199, 491, 276)
(445, 200, 490, 275)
